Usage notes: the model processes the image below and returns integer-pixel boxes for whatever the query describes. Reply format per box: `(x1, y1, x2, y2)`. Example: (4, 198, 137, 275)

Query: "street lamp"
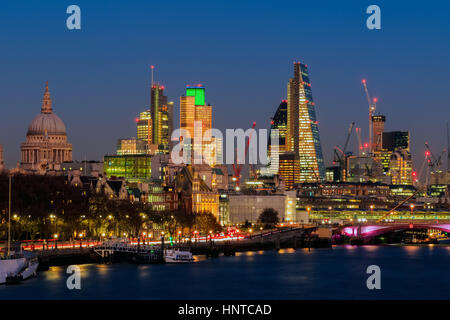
(79, 233, 84, 248)
(252, 206, 255, 226)
(410, 204, 415, 219)
(194, 230, 198, 242)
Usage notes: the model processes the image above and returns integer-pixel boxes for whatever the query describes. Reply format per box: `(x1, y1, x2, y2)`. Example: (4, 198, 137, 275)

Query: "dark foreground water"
(1, 245, 450, 300)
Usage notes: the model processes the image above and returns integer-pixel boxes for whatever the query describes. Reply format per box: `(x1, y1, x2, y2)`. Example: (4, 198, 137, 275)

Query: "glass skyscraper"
(268, 100, 288, 174)
(287, 62, 325, 182)
(150, 84, 173, 153)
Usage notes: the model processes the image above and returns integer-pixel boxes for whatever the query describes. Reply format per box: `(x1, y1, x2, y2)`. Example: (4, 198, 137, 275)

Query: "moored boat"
(0, 174, 39, 285)
(0, 247, 39, 284)
(164, 249, 194, 263)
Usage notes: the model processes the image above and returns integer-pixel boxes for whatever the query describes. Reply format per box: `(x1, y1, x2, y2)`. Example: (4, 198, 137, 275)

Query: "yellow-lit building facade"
(286, 62, 325, 182)
(180, 86, 217, 165)
(279, 152, 300, 190)
(389, 149, 413, 185)
(137, 110, 152, 144)
(117, 138, 147, 155)
(193, 192, 219, 217)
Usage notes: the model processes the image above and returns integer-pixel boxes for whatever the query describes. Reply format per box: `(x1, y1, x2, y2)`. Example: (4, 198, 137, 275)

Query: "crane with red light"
(424, 142, 446, 187)
(361, 79, 378, 155)
(232, 122, 257, 191)
(355, 127, 363, 156)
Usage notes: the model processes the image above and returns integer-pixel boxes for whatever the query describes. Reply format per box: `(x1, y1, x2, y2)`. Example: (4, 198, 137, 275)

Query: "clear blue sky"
(1, 0, 449, 173)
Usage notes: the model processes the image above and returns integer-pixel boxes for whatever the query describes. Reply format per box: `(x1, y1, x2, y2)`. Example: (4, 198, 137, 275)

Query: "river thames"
(1, 245, 449, 300)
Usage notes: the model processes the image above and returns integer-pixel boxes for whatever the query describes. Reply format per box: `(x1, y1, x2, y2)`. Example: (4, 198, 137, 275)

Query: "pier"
(25, 226, 331, 267)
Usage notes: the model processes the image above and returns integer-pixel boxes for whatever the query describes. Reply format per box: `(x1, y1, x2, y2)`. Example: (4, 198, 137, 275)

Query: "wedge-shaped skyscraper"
(287, 62, 325, 182)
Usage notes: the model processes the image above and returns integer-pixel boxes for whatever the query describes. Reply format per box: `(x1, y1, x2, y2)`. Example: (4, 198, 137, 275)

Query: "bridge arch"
(341, 224, 450, 238)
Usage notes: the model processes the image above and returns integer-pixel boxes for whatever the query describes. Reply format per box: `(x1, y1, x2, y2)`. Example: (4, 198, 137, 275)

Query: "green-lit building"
(104, 154, 152, 182)
(186, 85, 206, 106)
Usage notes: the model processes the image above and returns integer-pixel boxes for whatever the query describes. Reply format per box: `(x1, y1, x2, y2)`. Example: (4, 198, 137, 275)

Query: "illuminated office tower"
(157, 100, 173, 154)
(382, 131, 412, 185)
(186, 85, 206, 106)
(136, 110, 160, 155)
(279, 152, 300, 190)
(136, 110, 152, 144)
(268, 100, 288, 174)
(286, 62, 325, 182)
(372, 115, 389, 175)
(165, 101, 174, 151)
(180, 85, 215, 163)
(151, 84, 166, 145)
(180, 95, 196, 139)
(389, 149, 413, 185)
(186, 85, 211, 138)
(372, 115, 385, 152)
(382, 131, 410, 152)
(150, 84, 172, 153)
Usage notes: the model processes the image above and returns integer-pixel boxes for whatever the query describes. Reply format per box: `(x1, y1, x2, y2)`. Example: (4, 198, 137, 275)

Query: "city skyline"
(0, 0, 449, 172)
(1, 1, 450, 304)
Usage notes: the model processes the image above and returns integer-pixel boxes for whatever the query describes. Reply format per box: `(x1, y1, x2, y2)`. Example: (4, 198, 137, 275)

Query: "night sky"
(1, 0, 449, 174)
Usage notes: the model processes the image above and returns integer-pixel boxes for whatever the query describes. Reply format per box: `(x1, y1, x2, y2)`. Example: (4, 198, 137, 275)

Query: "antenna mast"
(150, 65, 154, 87)
(148, 65, 155, 152)
(361, 79, 377, 155)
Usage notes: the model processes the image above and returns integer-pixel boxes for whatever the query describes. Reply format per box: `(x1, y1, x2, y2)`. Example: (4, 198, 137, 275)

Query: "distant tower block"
(372, 115, 386, 152)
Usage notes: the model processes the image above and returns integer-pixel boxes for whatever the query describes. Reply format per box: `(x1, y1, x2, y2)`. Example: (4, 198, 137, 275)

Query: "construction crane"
(355, 127, 363, 156)
(361, 79, 377, 155)
(232, 122, 257, 191)
(424, 142, 446, 187)
(333, 122, 355, 180)
(417, 152, 429, 185)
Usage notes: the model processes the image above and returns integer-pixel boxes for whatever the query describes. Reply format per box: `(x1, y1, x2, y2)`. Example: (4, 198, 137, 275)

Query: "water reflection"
(362, 245, 379, 252)
(96, 264, 109, 277)
(404, 245, 420, 256)
(3, 246, 450, 300)
(44, 266, 63, 281)
(278, 248, 295, 254)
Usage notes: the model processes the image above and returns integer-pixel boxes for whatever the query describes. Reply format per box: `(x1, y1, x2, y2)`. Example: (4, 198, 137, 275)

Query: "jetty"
(24, 225, 331, 268)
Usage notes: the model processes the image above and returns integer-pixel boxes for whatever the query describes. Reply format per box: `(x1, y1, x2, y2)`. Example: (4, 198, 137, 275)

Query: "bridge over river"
(340, 222, 450, 238)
